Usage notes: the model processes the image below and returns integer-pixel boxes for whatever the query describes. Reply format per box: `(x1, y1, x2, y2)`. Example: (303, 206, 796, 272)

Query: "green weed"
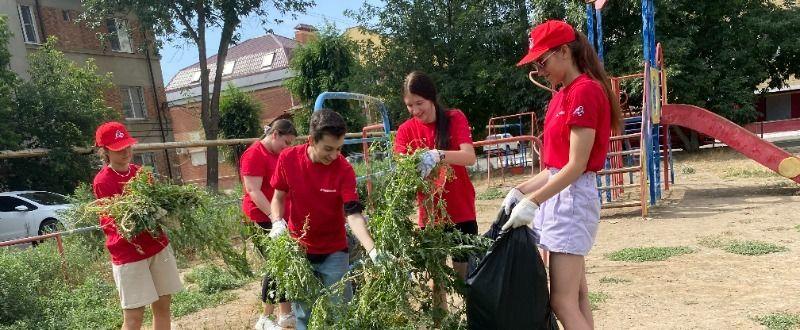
(724, 240, 788, 256)
(606, 247, 693, 262)
(588, 292, 609, 311)
(754, 312, 800, 330)
(476, 187, 505, 200)
(599, 276, 631, 284)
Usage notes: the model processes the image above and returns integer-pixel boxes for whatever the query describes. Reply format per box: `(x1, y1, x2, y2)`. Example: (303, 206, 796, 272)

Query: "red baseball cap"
(517, 20, 577, 67)
(95, 121, 137, 151)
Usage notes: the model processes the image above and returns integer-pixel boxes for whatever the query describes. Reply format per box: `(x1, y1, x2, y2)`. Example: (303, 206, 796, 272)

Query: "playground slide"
(661, 104, 800, 184)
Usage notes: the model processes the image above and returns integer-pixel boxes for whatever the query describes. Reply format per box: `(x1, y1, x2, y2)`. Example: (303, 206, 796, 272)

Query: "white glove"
(269, 219, 288, 238)
(501, 188, 525, 215)
(418, 149, 443, 178)
(502, 198, 539, 231)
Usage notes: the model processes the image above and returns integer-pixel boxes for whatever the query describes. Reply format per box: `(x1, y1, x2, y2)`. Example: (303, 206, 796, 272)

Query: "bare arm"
(270, 189, 287, 222)
(243, 175, 271, 217)
(346, 213, 375, 252)
(527, 127, 595, 204)
(441, 143, 477, 166)
(514, 169, 550, 194)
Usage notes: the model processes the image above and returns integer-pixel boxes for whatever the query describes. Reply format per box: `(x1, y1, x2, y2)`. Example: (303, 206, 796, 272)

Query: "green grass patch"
(681, 166, 695, 174)
(723, 168, 777, 179)
(795, 224, 800, 233)
(606, 246, 693, 262)
(476, 187, 505, 200)
(599, 276, 631, 284)
(754, 312, 800, 330)
(172, 290, 237, 318)
(184, 264, 250, 294)
(724, 240, 788, 256)
(588, 292, 609, 311)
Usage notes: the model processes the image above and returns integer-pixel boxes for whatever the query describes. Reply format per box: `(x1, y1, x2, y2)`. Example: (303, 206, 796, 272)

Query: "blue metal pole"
(586, 3, 595, 49)
(596, 8, 604, 62)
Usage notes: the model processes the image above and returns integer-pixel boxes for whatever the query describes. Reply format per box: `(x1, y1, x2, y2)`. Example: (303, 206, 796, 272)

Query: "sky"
(158, 1, 378, 84)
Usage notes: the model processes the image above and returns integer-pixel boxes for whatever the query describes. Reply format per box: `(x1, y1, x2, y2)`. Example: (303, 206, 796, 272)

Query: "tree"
(82, 0, 314, 191)
(348, 0, 550, 140)
(531, 0, 800, 150)
(219, 84, 262, 172)
(0, 17, 18, 154)
(0, 38, 118, 193)
(285, 26, 364, 135)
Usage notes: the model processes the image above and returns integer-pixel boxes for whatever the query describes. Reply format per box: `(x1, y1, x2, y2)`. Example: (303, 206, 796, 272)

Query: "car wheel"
(38, 218, 62, 236)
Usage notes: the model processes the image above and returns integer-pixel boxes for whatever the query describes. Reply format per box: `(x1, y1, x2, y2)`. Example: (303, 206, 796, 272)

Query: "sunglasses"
(533, 50, 557, 71)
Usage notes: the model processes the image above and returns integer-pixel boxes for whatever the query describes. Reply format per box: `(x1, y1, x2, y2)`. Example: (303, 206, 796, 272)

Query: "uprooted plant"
(260, 146, 491, 329)
(62, 167, 251, 275)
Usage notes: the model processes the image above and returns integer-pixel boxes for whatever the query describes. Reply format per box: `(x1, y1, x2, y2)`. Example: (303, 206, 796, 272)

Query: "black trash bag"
(466, 209, 558, 330)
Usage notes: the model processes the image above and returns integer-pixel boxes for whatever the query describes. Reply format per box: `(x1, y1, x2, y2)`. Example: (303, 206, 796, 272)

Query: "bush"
(606, 246, 694, 262)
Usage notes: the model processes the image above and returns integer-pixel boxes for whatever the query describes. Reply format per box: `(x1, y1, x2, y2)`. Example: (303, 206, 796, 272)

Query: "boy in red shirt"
(269, 109, 380, 330)
(92, 121, 182, 330)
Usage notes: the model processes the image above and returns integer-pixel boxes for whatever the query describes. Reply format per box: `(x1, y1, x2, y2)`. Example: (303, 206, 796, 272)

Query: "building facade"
(0, 0, 178, 178)
(165, 26, 316, 189)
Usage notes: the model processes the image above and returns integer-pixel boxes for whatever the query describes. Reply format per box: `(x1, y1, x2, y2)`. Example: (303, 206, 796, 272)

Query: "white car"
(0, 191, 71, 242)
(482, 133, 522, 153)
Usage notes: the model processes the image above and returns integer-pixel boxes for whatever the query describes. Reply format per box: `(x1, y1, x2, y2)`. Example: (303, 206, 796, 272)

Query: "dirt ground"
(173, 146, 800, 329)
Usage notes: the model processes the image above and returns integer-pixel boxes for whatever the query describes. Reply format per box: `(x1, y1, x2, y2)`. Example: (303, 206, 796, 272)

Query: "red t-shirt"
(542, 74, 612, 172)
(240, 141, 284, 222)
(270, 144, 359, 254)
(92, 164, 169, 265)
(394, 109, 477, 227)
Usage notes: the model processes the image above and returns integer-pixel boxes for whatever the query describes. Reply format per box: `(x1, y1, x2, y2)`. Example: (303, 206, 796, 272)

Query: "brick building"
(0, 0, 179, 178)
(165, 25, 316, 189)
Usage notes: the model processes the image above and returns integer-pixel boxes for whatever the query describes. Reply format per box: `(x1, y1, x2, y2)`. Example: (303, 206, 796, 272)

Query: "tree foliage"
(81, 0, 313, 191)
(0, 37, 117, 193)
(219, 84, 263, 169)
(348, 0, 549, 139)
(285, 26, 365, 135)
(0, 16, 17, 153)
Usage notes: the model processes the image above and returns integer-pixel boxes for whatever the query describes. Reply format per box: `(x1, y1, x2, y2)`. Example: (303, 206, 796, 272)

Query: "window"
(261, 52, 275, 68)
(106, 18, 132, 53)
(0, 196, 36, 212)
(120, 86, 147, 119)
(222, 61, 236, 75)
(18, 192, 68, 206)
(62, 10, 70, 21)
(17, 5, 39, 44)
(133, 152, 156, 172)
(190, 71, 201, 83)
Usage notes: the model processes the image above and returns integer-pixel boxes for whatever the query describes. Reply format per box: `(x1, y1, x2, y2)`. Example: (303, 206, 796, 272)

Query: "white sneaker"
(255, 315, 281, 330)
(277, 313, 296, 328)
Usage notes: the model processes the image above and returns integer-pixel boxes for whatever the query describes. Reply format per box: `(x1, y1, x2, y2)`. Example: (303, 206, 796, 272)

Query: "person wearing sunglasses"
(500, 20, 622, 329)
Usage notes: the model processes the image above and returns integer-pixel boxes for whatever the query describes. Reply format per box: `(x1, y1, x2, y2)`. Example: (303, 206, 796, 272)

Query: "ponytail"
(567, 31, 622, 134)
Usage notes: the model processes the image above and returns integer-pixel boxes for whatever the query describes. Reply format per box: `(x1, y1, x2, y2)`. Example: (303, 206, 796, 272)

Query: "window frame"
(106, 18, 133, 53)
(120, 86, 148, 120)
(17, 5, 40, 44)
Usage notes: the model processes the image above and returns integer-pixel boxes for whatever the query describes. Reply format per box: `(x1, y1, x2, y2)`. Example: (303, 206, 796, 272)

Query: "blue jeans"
(293, 251, 352, 330)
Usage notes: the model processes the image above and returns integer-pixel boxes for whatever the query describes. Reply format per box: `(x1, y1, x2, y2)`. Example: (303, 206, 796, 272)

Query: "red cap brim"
(105, 137, 137, 151)
(516, 47, 548, 67)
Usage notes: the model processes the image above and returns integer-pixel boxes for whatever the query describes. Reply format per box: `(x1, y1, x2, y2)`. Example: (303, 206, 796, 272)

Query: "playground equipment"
(313, 92, 393, 200)
(583, 0, 800, 217)
(481, 112, 541, 186)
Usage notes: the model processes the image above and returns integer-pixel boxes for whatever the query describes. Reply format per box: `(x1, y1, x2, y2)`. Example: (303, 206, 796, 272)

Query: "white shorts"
(533, 168, 601, 256)
(112, 245, 183, 309)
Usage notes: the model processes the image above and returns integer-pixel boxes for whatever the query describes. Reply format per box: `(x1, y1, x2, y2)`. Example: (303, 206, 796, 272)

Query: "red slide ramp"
(661, 104, 800, 184)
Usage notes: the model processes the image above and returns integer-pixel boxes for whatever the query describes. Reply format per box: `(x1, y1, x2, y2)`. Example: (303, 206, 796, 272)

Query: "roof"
(166, 33, 299, 92)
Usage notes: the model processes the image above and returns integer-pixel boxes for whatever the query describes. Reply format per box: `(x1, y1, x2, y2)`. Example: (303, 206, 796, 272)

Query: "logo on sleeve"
(573, 106, 585, 117)
(320, 188, 337, 193)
